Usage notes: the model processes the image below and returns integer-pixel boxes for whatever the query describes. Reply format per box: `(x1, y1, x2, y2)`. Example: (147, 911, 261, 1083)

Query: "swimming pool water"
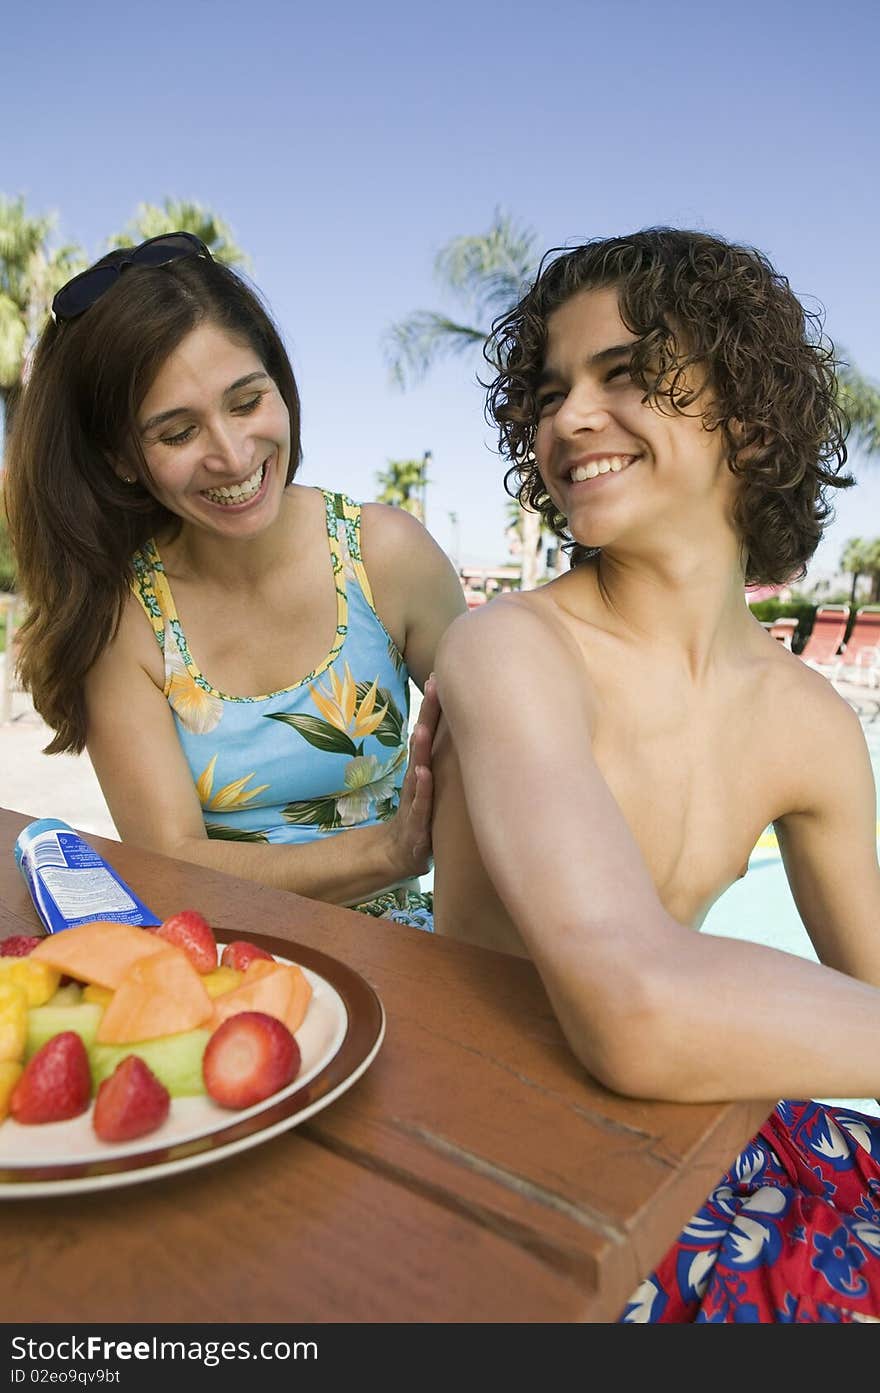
(701, 710, 880, 1116)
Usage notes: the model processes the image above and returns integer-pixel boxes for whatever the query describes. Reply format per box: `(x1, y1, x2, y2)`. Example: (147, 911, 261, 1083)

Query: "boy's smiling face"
(534, 285, 740, 556)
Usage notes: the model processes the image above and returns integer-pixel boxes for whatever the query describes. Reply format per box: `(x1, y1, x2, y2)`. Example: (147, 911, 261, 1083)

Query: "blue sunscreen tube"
(14, 818, 162, 934)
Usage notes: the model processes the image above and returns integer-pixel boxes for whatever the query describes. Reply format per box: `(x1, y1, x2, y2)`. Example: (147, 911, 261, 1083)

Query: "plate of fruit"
(0, 910, 385, 1196)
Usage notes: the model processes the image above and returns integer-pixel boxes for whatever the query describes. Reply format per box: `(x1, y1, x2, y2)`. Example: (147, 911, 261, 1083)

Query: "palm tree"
(384, 210, 547, 588)
(857, 538, 880, 603)
(838, 360, 880, 456)
(375, 457, 431, 523)
(0, 196, 84, 452)
(840, 537, 872, 606)
(111, 198, 249, 267)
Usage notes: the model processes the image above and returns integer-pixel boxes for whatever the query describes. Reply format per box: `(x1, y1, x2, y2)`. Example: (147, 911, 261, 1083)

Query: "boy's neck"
(590, 527, 755, 682)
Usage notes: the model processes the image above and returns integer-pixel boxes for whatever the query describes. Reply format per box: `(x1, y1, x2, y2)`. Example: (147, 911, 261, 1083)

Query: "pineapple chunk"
(0, 1060, 23, 1120)
(83, 984, 114, 1008)
(46, 982, 83, 1007)
(201, 966, 243, 999)
(0, 981, 28, 1063)
(0, 958, 61, 1007)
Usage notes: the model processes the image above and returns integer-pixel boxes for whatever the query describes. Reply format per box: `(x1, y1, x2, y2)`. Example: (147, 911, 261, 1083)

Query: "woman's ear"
(111, 460, 138, 485)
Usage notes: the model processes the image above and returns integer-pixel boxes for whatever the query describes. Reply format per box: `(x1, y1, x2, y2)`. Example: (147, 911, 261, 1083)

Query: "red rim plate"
(0, 928, 385, 1196)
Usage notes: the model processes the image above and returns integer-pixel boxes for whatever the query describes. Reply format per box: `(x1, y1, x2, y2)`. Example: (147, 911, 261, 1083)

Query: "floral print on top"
(131, 490, 431, 922)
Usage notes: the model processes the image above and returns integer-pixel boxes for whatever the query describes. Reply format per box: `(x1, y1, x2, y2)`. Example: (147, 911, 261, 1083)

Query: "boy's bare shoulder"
(434, 587, 603, 742)
(436, 587, 581, 667)
(759, 638, 869, 791)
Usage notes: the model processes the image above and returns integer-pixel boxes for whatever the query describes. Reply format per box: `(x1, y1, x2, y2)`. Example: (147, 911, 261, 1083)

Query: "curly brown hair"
(485, 227, 854, 585)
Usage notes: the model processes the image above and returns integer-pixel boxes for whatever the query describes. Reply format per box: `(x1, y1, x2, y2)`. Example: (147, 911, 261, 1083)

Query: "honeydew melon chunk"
(46, 982, 83, 1008)
(90, 1029, 211, 1098)
(26, 1002, 104, 1060)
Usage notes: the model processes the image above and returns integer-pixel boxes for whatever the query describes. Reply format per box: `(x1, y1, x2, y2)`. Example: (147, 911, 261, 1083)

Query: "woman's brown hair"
(4, 253, 302, 753)
(485, 227, 854, 583)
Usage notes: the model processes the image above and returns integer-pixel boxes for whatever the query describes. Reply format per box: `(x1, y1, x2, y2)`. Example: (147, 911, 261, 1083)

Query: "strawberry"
(220, 940, 274, 973)
(203, 1011, 300, 1110)
(93, 1056, 171, 1143)
(10, 1031, 92, 1124)
(0, 935, 44, 958)
(156, 909, 217, 974)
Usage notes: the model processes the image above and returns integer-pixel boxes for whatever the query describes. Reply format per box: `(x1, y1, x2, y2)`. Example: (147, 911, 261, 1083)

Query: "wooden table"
(0, 806, 771, 1323)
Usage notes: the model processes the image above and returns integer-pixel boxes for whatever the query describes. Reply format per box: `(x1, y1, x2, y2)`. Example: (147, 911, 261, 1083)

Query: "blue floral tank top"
(130, 490, 413, 853)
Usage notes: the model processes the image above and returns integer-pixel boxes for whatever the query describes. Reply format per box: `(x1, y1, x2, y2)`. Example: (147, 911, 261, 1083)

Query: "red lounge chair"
(768, 616, 798, 648)
(799, 604, 850, 674)
(462, 587, 487, 609)
(838, 605, 880, 686)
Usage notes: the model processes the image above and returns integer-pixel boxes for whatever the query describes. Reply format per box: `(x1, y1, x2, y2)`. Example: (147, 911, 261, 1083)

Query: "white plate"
(0, 931, 385, 1198)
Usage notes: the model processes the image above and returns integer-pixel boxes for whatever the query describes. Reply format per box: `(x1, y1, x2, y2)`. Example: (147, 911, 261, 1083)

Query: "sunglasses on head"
(51, 231, 211, 323)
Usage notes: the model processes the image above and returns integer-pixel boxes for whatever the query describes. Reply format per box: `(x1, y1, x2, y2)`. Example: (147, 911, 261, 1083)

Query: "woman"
(430, 228, 880, 1320)
(5, 233, 466, 923)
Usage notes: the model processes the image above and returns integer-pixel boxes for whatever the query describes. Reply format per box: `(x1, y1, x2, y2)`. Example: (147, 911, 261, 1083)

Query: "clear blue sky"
(4, 0, 878, 581)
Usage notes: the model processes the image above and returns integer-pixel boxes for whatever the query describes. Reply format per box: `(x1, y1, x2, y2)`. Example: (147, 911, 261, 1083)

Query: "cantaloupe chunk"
(30, 921, 166, 990)
(96, 946, 213, 1044)
(244, 958, 312, 1033)
(210, 959, 312, 1035)
(285, 966, 313, 1035)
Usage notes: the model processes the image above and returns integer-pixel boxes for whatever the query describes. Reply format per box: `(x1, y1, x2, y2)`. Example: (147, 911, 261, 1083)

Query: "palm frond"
(434, 209, 539, 322)
(382, 210, 539, 390)
(838, 356, 880, 456)
(0, 295, 26, 387)
(0, 199, 86, 392)
(110, 198, 250, 268)
(383, 311, 486, 390)
(0, 197, 58, 304)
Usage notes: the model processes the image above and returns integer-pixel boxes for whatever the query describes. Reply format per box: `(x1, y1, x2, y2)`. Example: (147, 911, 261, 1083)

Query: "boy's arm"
(434, 600, 880, 1104)
(774, 693, 880, 986)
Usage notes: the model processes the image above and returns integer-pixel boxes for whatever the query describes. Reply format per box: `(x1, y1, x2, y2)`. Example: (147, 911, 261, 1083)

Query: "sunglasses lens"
(134, 234, 203, 267)
(52, 233, 208, 321)
(52, 264, 121, 321)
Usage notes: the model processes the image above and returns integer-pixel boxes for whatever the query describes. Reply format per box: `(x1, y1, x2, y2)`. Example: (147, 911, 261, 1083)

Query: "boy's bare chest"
(592, 697, 779, 924)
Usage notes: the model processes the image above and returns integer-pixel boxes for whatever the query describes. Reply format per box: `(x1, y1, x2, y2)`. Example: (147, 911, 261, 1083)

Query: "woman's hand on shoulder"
(380, 674, 442, 882)
(359, 503, 466, 689)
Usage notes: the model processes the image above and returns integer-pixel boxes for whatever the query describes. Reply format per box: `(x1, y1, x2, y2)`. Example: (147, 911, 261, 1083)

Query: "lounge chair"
(836, 605, 880, 687)
(768, 616, 798, 649)
(798, 604, 850, 676)
(462, 587, 487, 610)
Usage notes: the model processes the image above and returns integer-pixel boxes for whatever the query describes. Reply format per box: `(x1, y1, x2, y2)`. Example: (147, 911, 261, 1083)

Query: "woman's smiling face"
(135, 321, 291, 538)
(534, 285, 738, 555)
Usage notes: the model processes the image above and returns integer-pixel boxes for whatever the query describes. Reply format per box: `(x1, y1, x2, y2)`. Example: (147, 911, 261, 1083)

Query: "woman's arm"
(83, 596, 441, 908)
(359, 503, 467, 689)
(434, 600, 880, 1104)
